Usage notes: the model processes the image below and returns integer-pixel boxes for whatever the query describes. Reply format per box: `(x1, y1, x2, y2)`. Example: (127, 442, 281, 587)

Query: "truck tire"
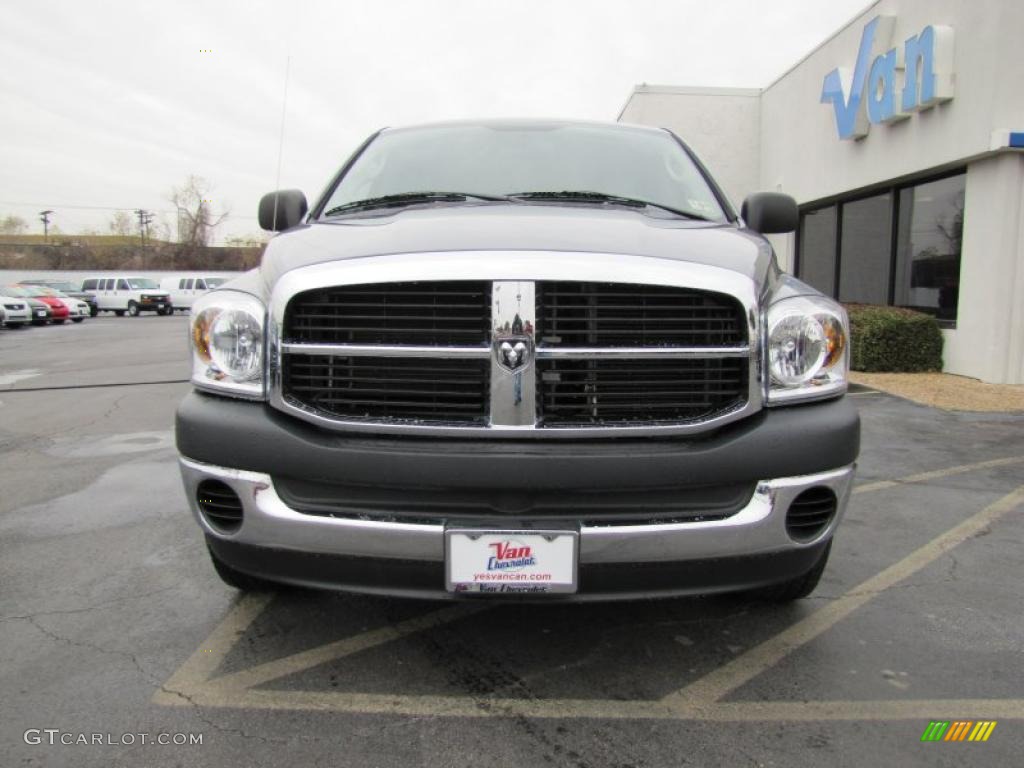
(750, 541, 832, 602)
(127, 301, 140, 317)
(72, 317, 84, 323)
(207, 544, 277, 592)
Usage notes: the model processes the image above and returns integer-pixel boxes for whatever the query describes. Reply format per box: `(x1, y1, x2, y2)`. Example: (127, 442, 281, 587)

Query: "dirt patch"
(850, 371, 1024, 412)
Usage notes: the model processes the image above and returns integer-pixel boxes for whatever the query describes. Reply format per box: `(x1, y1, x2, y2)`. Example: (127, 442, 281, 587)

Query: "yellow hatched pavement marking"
(660, 484, 1024, 707)
(213, 604, 486, 691)
(155, 465, 1024, 720)
(853, 455, 1024, 495)
(154, 592, 272, 705)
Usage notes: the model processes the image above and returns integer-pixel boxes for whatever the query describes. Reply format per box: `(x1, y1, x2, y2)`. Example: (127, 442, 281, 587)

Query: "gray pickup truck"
(175, 119, 859, 601)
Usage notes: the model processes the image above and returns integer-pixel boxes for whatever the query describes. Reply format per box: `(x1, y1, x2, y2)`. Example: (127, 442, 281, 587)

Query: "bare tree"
(108, 210, 134, 236)
(0, 214, 29, 234)
(935, 195, 964, 256)
(169, 175, 230, 247)
(153, 212, 173, 243)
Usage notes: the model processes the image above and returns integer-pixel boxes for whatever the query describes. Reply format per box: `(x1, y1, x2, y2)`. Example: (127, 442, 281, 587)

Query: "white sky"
(0, 0, 870, 243)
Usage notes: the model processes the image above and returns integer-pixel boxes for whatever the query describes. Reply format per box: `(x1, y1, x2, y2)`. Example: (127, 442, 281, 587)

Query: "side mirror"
(258, 189, 308, 231)
(741, 192, 798, 234)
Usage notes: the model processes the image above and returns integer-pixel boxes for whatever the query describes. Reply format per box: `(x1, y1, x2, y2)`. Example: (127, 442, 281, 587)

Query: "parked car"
(33, 287, 90, 323)
(28, 299, 52, 325)
(1, 286, 52, 325)
(0, 294, 31, 327)
(80, 276, 172, 316)
(176, 119, 859, 602)
(19, 279, 99, 316)
(2, 285, 69, 323)
(1, 295, 31, 327)
(161, 275, 229, 311)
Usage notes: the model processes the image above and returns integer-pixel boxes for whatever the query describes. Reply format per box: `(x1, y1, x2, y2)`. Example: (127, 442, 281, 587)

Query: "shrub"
(844, 303, 944, 372)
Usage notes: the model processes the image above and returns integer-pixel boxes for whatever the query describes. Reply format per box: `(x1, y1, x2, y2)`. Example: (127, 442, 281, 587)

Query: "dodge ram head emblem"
(496, 337, 532, 372)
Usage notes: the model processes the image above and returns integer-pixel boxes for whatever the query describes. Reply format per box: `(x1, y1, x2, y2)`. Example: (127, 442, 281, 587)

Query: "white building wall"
(617, 0, 1024, 383)
(761, 0, 1024, 198)
(946, 153, 1024, 383)
(759, 0, 1024, 270)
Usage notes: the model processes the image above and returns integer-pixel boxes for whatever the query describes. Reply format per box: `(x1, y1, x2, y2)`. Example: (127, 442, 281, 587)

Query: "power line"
(0, 200, 258, 220)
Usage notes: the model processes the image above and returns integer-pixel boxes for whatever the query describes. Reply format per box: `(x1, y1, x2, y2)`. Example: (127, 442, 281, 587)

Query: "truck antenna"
(272, 56, 291, 231)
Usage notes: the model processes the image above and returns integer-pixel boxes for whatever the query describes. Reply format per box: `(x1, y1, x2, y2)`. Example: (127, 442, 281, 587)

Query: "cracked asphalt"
(1, 314, 1022, 767)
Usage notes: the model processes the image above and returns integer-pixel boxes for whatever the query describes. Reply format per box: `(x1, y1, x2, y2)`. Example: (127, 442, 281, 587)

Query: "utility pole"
(39, 210, 54, 242)
(134, 208, 153, 247)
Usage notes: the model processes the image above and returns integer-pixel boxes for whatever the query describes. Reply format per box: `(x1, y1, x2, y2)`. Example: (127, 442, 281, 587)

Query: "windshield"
(127, 278, 160, 289)
(322, 123, 726, 221)
(204, 278, 226, 288)
(4, 285, 36, 297)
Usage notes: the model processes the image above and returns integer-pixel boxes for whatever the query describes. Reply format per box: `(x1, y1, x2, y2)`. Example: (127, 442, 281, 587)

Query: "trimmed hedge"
(845, 303, 944, 372)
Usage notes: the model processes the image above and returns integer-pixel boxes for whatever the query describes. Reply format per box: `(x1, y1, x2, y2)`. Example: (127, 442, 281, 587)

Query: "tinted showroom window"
(838, 192, 892, 305)
(797, 206, 836, 296)
(795, 169, 965, 328)
(893, 174, 965, 323)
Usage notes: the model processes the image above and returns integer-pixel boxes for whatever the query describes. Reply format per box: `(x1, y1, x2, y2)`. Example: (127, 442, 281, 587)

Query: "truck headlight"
(190, 290, 266, 399)
(766, 295, 848, 405)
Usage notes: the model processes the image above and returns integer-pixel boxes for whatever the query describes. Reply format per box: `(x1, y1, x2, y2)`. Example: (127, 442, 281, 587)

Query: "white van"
(161, 275, 228, 311)
(81, 276, 173, 316)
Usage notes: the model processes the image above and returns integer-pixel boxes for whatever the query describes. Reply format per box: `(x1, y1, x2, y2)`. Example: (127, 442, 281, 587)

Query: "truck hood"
(260, 203, 775, 290)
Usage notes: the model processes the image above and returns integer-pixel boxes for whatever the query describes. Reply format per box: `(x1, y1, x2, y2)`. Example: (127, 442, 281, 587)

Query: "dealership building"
(619, 0, 1024, 384)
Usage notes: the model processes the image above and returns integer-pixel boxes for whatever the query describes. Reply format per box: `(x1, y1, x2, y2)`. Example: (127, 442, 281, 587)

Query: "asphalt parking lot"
(1, 314, 1022, 767)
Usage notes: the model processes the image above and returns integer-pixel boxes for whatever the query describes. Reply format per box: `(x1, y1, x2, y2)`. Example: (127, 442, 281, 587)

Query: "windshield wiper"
(508, 191, 711, 221)
(323, 192, 509, 217)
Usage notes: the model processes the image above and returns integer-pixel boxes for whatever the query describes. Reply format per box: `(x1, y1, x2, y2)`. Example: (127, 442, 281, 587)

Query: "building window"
(795, 170, 965, 328)
(839, 192, 891, 305)
(894, 175, 965, 323)
(797, 205, 837, 296)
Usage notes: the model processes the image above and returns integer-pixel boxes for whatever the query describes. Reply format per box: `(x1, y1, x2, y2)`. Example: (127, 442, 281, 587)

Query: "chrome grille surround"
(268, 251, 763, 438)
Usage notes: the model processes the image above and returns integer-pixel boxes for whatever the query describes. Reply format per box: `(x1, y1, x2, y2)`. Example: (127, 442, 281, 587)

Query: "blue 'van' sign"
(821, 16, 955, 140)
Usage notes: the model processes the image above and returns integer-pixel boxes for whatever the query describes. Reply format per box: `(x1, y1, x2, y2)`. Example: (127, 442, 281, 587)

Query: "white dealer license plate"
(445, 529, 578, 595)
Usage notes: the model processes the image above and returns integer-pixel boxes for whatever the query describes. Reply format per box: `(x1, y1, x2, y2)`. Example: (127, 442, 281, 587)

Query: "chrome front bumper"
(179, 457, 855, 565)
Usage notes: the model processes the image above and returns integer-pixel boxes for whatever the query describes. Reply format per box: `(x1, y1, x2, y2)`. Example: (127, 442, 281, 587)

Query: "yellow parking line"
(854, 455, 1024, 495)
(158, 683, 1024, 721)
(154, 592, 272, 704)
(155, 464, 1024, 720)
(213, 604, 485, 691)
(661, 484, 1024, 706)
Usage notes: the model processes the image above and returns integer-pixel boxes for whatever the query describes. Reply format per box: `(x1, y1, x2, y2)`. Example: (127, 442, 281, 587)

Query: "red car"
(2, 284, 70, 323)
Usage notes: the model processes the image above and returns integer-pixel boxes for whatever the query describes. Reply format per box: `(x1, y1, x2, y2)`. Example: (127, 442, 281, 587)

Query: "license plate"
(157, 303, 165, 308)
(35, 310, 46, 317)
(445, 529, 578, 594)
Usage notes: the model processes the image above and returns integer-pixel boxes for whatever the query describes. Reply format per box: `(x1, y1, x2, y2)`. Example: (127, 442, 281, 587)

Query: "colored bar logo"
(921, 721, 997, 742)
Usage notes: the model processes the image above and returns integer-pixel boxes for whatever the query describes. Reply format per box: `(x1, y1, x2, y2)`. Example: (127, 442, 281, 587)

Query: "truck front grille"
(537, 282, 746, 347)
(283, 354, 489, 424)
(285, 281, 490, 345)
(276, 277, 755, 435)
(538, 357, 747, 426)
